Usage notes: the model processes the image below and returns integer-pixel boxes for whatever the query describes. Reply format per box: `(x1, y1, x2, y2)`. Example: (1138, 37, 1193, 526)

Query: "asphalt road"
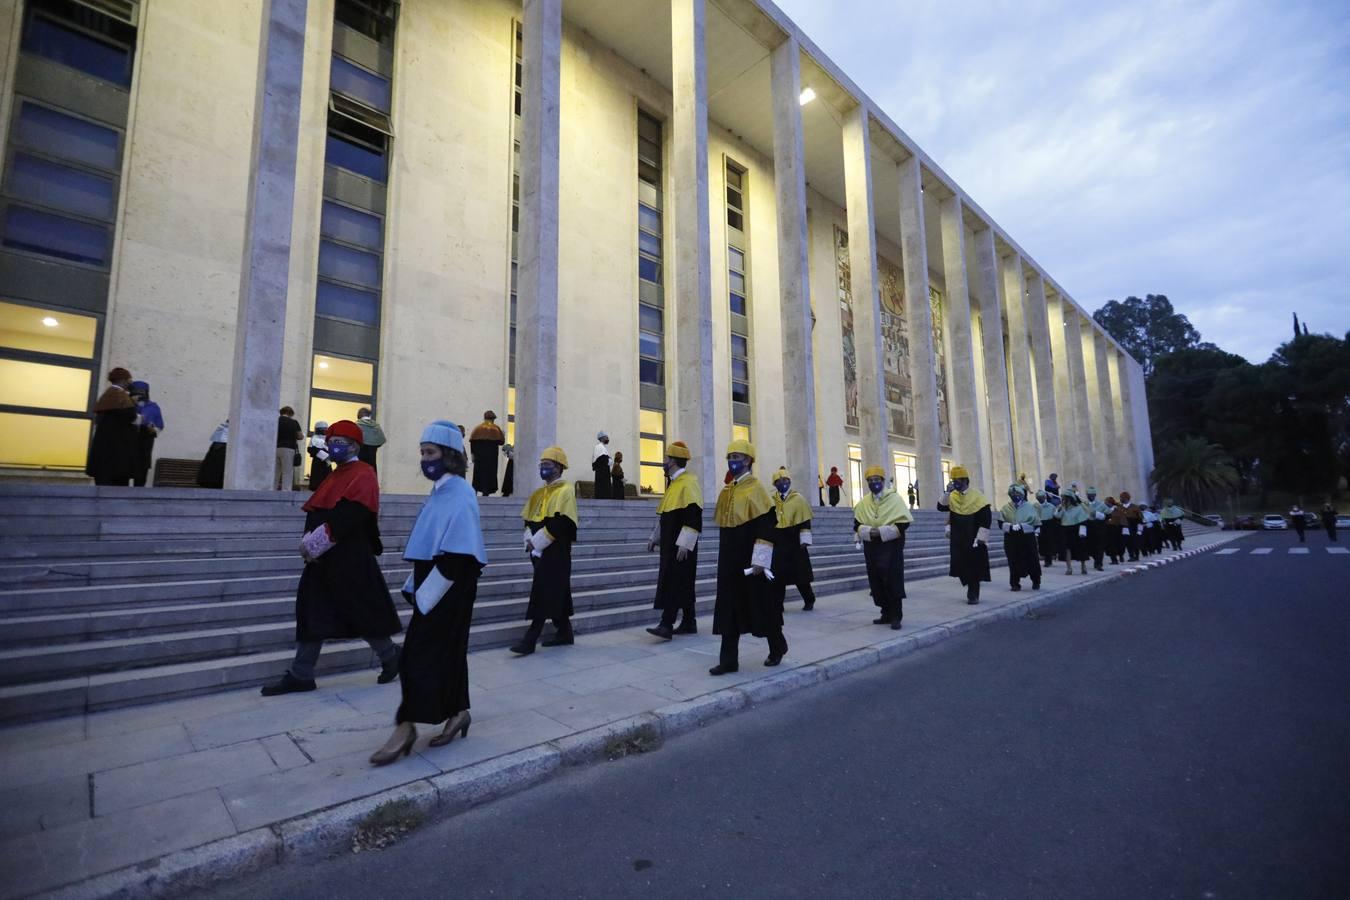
(210, 531, 1350, 899)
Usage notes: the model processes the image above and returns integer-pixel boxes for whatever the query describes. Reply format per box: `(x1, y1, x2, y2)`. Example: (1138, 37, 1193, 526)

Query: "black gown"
(294, 499, 401, 642)
(86, 407, 138, 486)
(1322, 509, 1338, 541)
(770, 519, 815, 608)
(1002, 526, 1041, 586)
(712, 509, 780, 639)
(856, 521, 907, 619)
(397, 553, 482, 725)
(501, 458, 514, 497)
(470, 440, 501, 495)
(653, 502, 701, 618)
(592, 453, 611, 499)
(133, 426, 156, 487)
(525, 513, 576, 621)
(939, 501, 993, 587)
(197, 442, 226, 488)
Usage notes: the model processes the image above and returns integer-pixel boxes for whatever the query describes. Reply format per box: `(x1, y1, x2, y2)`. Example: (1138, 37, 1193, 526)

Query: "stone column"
(1064, 305, 1098, 487)
(226, 0, 307, 491)
(770, 36, 819, 503)
(972, 228, 1015, 493)
(1109, 350, 1141, 494)
(938, 194, 985, 489)
(513, 0, 562, 491)
(1001, 253, 1039, 483)
(671, 0, 717, 490)
(1046, 291, 1079, 484)
(1024, 272, 1062, 480)
(1091, 329, 1121, 489)
(1126, 356, 1154, 494)
(840, 104, 889, 474)
(896, 155, 942, 498)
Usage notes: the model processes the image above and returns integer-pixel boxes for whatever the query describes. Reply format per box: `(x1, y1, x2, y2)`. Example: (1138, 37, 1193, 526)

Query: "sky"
(774, 0, 1350, 363)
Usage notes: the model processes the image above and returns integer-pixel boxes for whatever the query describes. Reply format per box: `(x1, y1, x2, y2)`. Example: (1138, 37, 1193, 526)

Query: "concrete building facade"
(0, 0, 1155, 501)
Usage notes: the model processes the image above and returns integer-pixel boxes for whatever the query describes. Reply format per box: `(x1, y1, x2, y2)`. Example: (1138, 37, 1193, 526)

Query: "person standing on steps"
(307, 422, 332, 491)
(998, 483, 1041, 591)
(646, 441, 702, 640)
(262, 420, 401, 696)
(591, 432, 611, 499)
(611, 451, 626, 500)
(826, 466, 843, 507)
(196, 419, 229, 489)
(817, 471, 825, 506)
(1159, 498, 1185, 551)
(1288, 503, 1306, 543)
(370, 421, 486, 766)
(128, 381, 164, 487)
(501, 444, 514, 498)
(853, 464, 913, 628)
(510, 447, 578, 655)
(275, 406, 304, 491)
(1057, 487, 1090, 575)
(937, 466, 992, 605)
(356, 408, 386, 471)
(468, 411, 506, 496)
(1083, 487, 1109, 570)
(87, 367, 139, 486)
(710, 440, 785, 675)
(769, 468, 816, 611)
(1320, 500, 1338, 542)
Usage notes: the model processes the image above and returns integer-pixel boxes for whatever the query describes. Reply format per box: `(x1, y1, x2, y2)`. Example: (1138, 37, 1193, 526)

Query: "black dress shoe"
(764, 654, 782, 667)
(646, 624, 674, 641)
(709, 663, 738, 676)
(890, 619, 903, 630)
(1010, 583, 1021, 592)
(967, 598, 980, 605)
(802, 602, 814, 611)
(509, 643, 535, 656)
(1032, 581, 1041, 590)
(872, 615, 891, 625)
(675, 623, 698, 635)
(541, 633, 574, 647)
(377, 648, 401, 684)
(260, 672, 316, 696)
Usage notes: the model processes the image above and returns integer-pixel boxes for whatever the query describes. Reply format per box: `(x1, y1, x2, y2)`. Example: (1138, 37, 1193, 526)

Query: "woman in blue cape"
(371, 420, 487, 765)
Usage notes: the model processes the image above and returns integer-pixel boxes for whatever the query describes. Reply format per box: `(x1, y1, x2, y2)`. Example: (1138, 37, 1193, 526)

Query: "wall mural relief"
(833, 226, 859, 429)
(877, 254, 914, 439)
(931, 286, 952, 448)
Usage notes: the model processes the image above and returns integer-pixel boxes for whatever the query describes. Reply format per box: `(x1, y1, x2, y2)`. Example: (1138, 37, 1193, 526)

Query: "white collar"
(734, 471, 751, 484)
(668, 466, 685, 480)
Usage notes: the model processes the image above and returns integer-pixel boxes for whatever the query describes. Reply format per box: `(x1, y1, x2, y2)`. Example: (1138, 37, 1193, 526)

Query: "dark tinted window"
(3, 204, 109, 265)
(13, 102, 120, 170)
(22, 13, 132, 86)
(325, 133, 386, 182)
(316, 280, 379, 325)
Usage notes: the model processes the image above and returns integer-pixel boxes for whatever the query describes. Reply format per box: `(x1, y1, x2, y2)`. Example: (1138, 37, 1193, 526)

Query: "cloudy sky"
(774, 0, 1350, 363)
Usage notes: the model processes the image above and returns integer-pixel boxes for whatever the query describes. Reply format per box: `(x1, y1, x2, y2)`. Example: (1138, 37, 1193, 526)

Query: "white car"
(1261, 514, 1287, 530)
(1337, 515, 1350, 530)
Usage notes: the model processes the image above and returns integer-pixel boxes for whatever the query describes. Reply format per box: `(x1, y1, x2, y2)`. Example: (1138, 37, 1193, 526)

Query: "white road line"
(1289, 548, 1310, 554)
(1328, 547, 1349, 555)
(1216, 548, 1240, 555)
(1251, 548, 1273, 555)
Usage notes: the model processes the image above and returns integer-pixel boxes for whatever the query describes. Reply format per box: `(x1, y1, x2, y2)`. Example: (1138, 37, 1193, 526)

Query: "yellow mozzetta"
(945, 485, 990, 515)
(774, 490, 813, 528)
(714, 474, 773, 528)
(657, 470, 703, 514)
(853, 489, 913, 527)
(522, 479, 578, 538)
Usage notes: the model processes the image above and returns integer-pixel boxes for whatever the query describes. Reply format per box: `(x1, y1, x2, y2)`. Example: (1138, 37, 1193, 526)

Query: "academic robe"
(1084, 499, 1110, 566)
(468, 421, 505, 495)
(524, 481, 578, 621)
(592, 446, 611, 499)
(86, 388, 138, 486)
(938, 493, 992, 587)
(294, 464, 401, 642)
(611, 461, 625, 500)
(1110, 503, 1144, 559)
(770, 491, 814, 606)
(998, 499, 1041, 586)
(854, 489, 912, 618)
(652, 472, 702, 617)
(1057, 500, 1090, 562)
(1036, 501, 1061, 566)
(826, 472, 843, 507)
(132, 400, 163, 487)
(501, 457, 514, 497)
(712, 476, 779, 639)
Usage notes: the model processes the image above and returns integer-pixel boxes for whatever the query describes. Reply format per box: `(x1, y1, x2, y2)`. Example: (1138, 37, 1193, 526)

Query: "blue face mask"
(868, 480, 884, 495)
(421, 458, 447, 481)
(1010, 494, 1023, 506)
(775, 481, 790, 497)
(727, 458, 747, 477)
(539, 464, 556, 481)
(327, 440, 357, 464)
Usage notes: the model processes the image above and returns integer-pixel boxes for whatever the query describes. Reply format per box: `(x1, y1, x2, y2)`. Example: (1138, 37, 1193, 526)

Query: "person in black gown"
(591, 432, 611, 499)
(370, 420, 487, 765)
(510, 446, 579, 654)
(86, 367, 139, 486)
(468, 411, 505, 496)
(645, 441, 702, 639)
(261, 420, 401, 696)
(937, 465, 992, 604)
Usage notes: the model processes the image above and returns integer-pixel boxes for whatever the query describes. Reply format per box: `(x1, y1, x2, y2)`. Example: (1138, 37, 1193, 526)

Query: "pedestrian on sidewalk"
(1288, 503, 1306, 543)
(1057, 487, 1090, 575)
(826, 466, 843, 506)
(1320, 501, 1338, 541)
(1084, 487, 1109, 570)
(611, 451, 626, 500)
(1140, 504, 1161, 556)
(1103, 496, 1123, 564)
(937, 466, 992, 605)
(307, 421, 332, 491)
(128, 381, 164, 487)
(510, 447, 578, 655)
(86, 367, 139, 486)
(1111, 491, 1143, 561)
(769, 468, 816, 611)
(1160, 498, 1185, 550)
(262, 420, 401, 696)
(646, 441, 702, 640)
(196, 419, 228, 489)
(710, 440, 785, 675)
(468, 411, 505, 496)
(854, 464, 912, 627)
(591, 432, 612, 499)
(998, 483, 1041, 591)
(1035, 489, 1060, 569)
(370, 421, 487, 765)
(356, 408, 386, 471)
(275, 406, 303, 491)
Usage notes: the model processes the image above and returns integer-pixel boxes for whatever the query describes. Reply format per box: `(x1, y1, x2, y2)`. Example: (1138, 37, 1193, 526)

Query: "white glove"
(523, 527, 532, 554)
(878, 524, 900, 542)
(300, 526, 335, 562)
(1078, 525, 1087, 538)
(675, 546, 690, 562)
(675, 526, 700, 553)
(799, 530, 813, 546)
(975, 526, 989, 545)
(1095, 512, 1105, 520)
(1121, 527, 1129, 535)
(944, 524, 952, 538)
(646, 523, 658, 553)
(1012, 523, 1023, 532)
(414, 567, 454, 616)
(529, 527, 554, 558)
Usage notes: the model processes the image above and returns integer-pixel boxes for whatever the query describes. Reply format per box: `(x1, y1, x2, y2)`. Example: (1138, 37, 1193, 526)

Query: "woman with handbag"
(371, 420, 487, 764)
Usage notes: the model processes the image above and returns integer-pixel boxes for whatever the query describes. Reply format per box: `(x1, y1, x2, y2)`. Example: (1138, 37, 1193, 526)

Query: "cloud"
(775, 0, 1350, 362)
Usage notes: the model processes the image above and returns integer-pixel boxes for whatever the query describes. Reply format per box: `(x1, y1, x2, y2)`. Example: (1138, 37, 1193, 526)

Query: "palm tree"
(1150, 437, 1239, 510)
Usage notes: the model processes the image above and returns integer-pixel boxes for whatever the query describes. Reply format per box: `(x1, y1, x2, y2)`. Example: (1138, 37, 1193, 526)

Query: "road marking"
(1215, 549, 1239, 555)
(1289, 548, 1310, 554)
(1251, 548, 1273, 555)
(1329, 547, 1349, 555)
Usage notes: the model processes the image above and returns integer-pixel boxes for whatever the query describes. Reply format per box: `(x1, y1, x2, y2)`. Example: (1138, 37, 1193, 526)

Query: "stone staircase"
(0, 484, 1011, 724)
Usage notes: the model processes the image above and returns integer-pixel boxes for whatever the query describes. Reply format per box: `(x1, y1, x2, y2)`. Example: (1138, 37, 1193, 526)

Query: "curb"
(33, 533, 1241, 899)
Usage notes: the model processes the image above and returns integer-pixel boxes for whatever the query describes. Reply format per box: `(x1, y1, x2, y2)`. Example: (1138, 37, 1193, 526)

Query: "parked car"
(1198, 514, 1225, 529)
(1261, 514, 1287, 530)
(1337, 514, 1350, 530)
(1234, 515, 1260, 531)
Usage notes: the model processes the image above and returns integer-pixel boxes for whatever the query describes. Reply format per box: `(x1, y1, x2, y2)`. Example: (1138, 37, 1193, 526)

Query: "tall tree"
(1150, 437, 1239, 510)
(1092, 294, 1202, 377)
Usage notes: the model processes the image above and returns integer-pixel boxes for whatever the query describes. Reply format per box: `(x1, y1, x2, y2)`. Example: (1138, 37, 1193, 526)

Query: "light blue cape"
(403, 475, 488, 564)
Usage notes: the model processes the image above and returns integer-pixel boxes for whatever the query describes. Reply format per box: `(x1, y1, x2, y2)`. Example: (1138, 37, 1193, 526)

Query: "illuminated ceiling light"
(799, 86, 816, 106)
(318, 360, 330, 369)
(41, 316, 59, 327)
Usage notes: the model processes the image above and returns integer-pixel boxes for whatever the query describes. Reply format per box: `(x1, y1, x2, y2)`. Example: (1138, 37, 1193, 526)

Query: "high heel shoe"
(369, 721, 416, 766)
(428, 710, 471, 747)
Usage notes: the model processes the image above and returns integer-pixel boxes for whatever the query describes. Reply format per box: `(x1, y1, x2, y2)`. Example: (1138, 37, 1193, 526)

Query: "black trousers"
(719, 629, 786, 668)
(658, 602, 696, 629)
(522, 615, 571, 645)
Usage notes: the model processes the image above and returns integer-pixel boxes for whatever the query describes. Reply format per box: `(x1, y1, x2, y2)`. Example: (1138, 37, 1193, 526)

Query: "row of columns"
(227, 0, 1146, 498)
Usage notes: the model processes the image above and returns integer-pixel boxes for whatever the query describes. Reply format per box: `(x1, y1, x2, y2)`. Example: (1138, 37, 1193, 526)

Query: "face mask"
(775, 481, 790, 497)
(727, 458, 747, 477)
(539, 464, 556, 481)
(868, 480, 884, 495)
(1036, 493, 1047, 503)
(328, 441, 357, 463)
(1009, 493, 1022, 504)
(954, 480, 969, 493)
(1088, 493, 1097, 501)
(421, 458, 447, 481)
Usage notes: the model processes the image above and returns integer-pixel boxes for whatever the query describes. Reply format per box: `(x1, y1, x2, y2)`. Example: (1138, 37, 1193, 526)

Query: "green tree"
(1262, 331, 1350, 497)
(1092, 294, 1202, 377)
(1149, 437, 1239, 511)
(1147, 346, 1250, 450)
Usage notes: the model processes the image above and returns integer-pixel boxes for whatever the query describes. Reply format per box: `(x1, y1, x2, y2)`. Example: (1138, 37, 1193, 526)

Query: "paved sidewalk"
(0, 531, 1246, 898)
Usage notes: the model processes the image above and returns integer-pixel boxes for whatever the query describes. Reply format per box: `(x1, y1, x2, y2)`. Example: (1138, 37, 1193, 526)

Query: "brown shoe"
(428, 711, 471, 747)
(369, 722, 416, 766)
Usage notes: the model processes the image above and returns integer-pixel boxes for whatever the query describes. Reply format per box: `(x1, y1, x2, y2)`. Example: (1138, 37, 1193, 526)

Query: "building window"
(893, 451, 916, 499)
(506, 23, 522, 397)
(726, 159, 751, 433)
(848, 443, 863, 507)
(21, 0, 137, 87)
(638, 408, 666, 494)
(637, 109, 667, 489)
(334, 0, 397, 45)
